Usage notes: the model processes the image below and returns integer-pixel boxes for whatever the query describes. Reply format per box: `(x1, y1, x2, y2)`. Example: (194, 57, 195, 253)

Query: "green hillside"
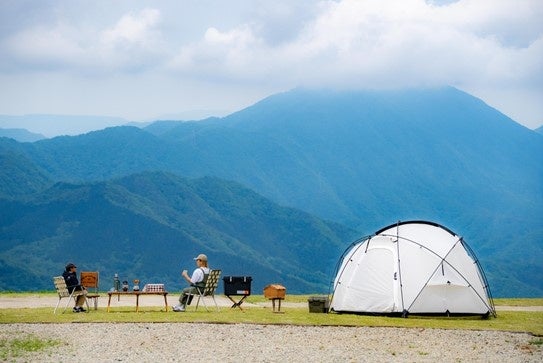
(0, 172, 356, 293)
(0, 87, 541, 296)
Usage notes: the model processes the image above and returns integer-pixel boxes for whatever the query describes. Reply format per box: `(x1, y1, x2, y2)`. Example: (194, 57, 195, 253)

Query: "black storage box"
(308, 296, 330, 313)
(223, 276, 252, 296)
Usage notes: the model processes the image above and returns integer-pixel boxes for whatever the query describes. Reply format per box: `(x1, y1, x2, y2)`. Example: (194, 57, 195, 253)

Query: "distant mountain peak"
(1, 87, 541, 297)
(0, 128, 46, 142)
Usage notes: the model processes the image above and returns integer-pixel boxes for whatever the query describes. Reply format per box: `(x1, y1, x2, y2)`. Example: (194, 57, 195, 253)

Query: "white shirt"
(190, 267, 210, 284)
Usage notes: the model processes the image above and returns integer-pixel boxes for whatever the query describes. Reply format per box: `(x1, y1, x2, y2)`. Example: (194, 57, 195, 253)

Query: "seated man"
(62, 263, 87, 313)
(173, 254, 209, 312)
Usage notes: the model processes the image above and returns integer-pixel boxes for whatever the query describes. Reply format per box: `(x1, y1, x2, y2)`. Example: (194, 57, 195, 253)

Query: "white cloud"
(165, 0, 542, 93)
(4, 23, 86, 70)
(101, 8, 161, 48)
(440, 0, 543, 47)
(0, 0, 541, 130)
(168, 24, 265, 81)
(2, 8, 165, 73)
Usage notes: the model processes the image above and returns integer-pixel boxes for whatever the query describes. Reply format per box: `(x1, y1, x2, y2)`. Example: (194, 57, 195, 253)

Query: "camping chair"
(80, 271, 100, 310)
(53, 276, 90, 314)
(187, 269, 222, 312)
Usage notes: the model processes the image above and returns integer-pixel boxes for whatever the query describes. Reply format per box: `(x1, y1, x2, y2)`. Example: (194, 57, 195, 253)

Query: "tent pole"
(395, 221, 407, 316)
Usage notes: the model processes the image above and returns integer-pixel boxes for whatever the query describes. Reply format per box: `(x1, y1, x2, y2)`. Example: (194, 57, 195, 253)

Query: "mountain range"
(0, 172, 353, 293)
(1, 86, 542, 297)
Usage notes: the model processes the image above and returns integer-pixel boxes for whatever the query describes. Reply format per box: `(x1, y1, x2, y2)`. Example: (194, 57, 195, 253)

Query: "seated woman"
(62, 263, 87, 313)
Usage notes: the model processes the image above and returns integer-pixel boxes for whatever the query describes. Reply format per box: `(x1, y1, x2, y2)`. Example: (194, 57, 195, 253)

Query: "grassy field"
(1, 293, 542, 336)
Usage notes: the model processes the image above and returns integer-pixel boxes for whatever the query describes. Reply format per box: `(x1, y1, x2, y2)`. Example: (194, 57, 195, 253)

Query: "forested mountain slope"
(0, 172, 354, 292)
(1, 87, 541, 296)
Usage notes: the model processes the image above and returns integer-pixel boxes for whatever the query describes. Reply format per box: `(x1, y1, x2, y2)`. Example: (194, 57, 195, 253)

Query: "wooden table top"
(107, 291, 168, 295)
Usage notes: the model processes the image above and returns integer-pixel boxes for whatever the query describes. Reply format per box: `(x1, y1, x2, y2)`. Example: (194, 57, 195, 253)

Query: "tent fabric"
(331, 220, 496, 316)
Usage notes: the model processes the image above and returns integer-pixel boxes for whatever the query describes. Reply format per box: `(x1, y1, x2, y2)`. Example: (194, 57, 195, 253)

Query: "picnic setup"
(52, 221, 496, 319)
(53, 271, 172, 314)
(53, 266, 265, 314)
(53, 266, 296, 314)
(106, 284, 169, 312)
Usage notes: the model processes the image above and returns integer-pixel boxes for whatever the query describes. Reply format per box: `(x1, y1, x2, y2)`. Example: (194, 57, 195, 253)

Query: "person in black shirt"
(62, 263, 87, 313)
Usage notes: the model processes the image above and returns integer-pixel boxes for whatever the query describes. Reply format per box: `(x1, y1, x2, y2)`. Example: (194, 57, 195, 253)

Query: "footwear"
(78, 307, 86, 312)
(73, 307, 80, 313)
(172, 305, 186, 312)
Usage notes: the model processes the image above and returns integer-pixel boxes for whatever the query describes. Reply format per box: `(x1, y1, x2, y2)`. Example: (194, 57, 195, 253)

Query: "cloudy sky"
(0, 0, 542, 136)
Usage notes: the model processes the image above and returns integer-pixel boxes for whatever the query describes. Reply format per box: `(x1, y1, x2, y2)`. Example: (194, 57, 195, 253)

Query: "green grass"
(1, 293, 542, 337)
(493, 298, 543, 306)
(2, 307, 542, 334)
(0, 334, 61, 361)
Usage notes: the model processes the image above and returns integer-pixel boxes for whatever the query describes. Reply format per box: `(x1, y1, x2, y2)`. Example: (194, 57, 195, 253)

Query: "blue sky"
(0, 0, 542, 136)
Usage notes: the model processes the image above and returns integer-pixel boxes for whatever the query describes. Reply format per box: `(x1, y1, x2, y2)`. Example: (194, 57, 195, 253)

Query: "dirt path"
(1, 294, 542, 311)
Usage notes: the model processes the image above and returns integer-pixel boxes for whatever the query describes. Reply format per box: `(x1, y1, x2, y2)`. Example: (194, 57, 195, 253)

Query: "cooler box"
(308, 296, 330, 313)
(223, 276, 252, 296)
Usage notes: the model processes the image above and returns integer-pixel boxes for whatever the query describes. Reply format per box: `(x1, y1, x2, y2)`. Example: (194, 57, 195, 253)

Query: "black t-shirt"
(62, 271, 82, 293)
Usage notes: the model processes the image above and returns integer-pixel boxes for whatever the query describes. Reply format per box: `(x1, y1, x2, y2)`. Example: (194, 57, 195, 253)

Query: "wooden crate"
(263, 284, 286, 299)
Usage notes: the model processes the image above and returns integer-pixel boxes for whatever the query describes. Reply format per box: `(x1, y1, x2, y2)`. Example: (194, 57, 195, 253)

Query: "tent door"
(354, 247, 397, 312)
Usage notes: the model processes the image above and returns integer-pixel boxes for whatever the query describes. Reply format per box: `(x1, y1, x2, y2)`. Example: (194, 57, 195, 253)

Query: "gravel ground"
(1, 322, 542, 362)
(1, 296, 542, 362)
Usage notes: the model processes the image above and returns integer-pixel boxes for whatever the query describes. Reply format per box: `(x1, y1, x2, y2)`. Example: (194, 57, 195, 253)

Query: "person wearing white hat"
(173, 254, 210, 312)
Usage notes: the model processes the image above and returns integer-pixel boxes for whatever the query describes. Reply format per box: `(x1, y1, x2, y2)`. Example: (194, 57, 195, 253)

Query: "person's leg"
(77, 295, 86, 307)
(174, 287, 197, 311)
(181, 286, 198, 307)
(72, 294, 83, 312)
(179, 287, 190, 305)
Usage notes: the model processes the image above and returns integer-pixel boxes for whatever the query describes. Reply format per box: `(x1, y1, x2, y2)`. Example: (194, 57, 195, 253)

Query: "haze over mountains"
(1, 87, 541, 297)
(0, 114, 130, 138)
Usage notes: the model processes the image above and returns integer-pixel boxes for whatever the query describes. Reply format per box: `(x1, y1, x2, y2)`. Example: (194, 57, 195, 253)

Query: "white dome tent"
(330, 220, 496, 317)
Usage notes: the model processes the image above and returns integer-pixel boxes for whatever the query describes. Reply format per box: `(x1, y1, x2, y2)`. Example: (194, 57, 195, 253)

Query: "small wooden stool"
(263, 284, 286, 313)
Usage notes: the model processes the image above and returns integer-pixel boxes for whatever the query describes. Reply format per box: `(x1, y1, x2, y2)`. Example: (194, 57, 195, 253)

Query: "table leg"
(107, 294, 112, 312)
(135, 294, 139, 312)
(163, 294, 168, 312)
